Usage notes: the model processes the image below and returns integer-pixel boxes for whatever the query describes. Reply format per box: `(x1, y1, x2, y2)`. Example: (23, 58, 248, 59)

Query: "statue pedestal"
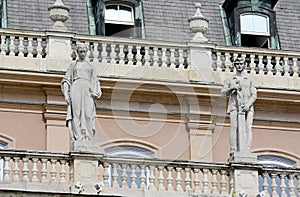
(231, 167, 259, 196)
(229, 151, 257, 163)
(71, 157, 100, 194)
(72, 140, 100, 152)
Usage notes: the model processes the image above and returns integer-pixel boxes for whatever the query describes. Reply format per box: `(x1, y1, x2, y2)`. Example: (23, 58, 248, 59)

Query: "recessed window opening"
(105, 4, 134, 37)
(240, 14, 270, 48)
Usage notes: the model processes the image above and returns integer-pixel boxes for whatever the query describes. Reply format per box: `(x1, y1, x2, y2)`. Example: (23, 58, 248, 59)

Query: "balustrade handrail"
(213, 45, 300, 58)
(0, 149, 70, 160)
(73, 34, 189, 49)
(0, 28, 47, 37)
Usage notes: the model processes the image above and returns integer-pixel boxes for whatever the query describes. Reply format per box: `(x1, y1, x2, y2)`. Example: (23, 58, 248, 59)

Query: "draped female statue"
(61, 43, 101, 142)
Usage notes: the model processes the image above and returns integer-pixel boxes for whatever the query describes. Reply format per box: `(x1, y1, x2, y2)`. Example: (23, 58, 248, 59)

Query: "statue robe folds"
(61, 60, 101, 141)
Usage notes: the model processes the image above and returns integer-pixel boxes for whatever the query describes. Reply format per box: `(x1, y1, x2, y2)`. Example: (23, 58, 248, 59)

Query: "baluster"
(9, 36, 15, 56)
(211, 169, 219, 194)
(3, 157, 11, 181)
(193, 168, 201, 193)
(167, 166, 174, 191)
(112, 163, 119, 188)
(101, 43, 108, 63)
(292, 57, 298, 77)
(249, 54, 256, 74)
(297, 175, 300, 197)
(161, 48, 168, 67)
(216, 52, 222, 71)
(41, 159, 48, 182)
(103, 163, 110, 187)
(36, 37, 43, 58)
(233, 52, 239, 59)
(241, 53, 247, 71)
(121, 164, 128, 188)
(27, 37, 34, 58)
(18, 37, 25, 57)
(280, 174, 287, 197)
(0, 35, 6, 55)
(176, 167, 183, 192)
(229, 172, 234, 196)
(152, 47, 159, 67)
(135, 46, 142, 66)
(69, 160, 74, 183)
(13, 157, 20, 182)
(185, 168, 192, 192)
(144, 46, 150, 66)
(110, 44, 116, 65)
(289, 174, 296, 197)
(50, 159, 57, 183)
(148, 165, 156, 190)
(266, 56, 273, 75)
(130, 164, 138, 189)
(22, 157, 29, 182)
(59, 160, 67, 183)
(169, 48, 176, 68)
(202, 169, 210, 194)
(271, 174, 279, 197)
(220, 170, 228, 195)
(140, 165, 146, 189)
(157, 166, 165, 190)
(92, 42, 99, 63)
(118, 44, 125, 65)
(224, 52, 231, 71)
(283, 57, 289, 76)
(127, 45, 134, 65)
(275, 56, 282, 76)
(257, 55, 264, 74)
(262, 172, 270, 197)
(178, 49, 185, 68)
(31, 158, 39, 182)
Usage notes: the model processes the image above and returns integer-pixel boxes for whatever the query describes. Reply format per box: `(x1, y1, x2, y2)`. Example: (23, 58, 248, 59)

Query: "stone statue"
(61, 43, 101, 142)
(221, 57, 257, 154)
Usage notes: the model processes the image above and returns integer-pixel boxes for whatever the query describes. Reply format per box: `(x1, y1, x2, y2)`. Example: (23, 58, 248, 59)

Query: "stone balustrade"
(100, 156, 231, 196)
(212, 45, 300, 78)
(259, 166, 300, 197)
(0, 29, 48, 58)
(71, 35, 190, 69)
(1, 149, 300, 196)
(0, 28, 298, 86)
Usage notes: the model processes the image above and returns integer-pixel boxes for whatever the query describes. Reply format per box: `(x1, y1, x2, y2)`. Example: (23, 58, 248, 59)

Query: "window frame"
(240, 13, 270, 36)
(105, 3, 135, 26)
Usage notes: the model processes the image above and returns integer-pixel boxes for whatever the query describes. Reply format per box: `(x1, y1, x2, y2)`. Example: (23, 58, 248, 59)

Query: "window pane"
(118, 5, 133, 22)
(240, 14, 253, 32)
(253, 15, 269, 33)
(105, 6, 119, 21)
(241, 14, 269, 35)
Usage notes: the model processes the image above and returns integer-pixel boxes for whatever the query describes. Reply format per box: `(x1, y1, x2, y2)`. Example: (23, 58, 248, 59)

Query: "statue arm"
(61, 65, 73, 105)
(221, 79, 232, 96)
(90, 65, 102, 99)
(244, 81, 257, 110)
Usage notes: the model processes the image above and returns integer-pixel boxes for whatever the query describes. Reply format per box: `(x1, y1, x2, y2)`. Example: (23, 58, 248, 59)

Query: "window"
(221, 0, 280, 49)
(105, 146, 153, 188)
(87, 0, 145, 38)
(0, 141, 8, 181)
(0, 0, 7, 28)
(240, 14, 270, 48)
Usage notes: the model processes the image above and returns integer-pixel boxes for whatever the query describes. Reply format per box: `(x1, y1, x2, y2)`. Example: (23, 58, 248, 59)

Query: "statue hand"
(65, 97, 71, 105)
(242, 104, 250, 112)
(91, 92, 101, 99)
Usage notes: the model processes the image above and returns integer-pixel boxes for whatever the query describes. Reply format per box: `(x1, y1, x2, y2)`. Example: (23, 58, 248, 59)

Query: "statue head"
(233, 57, 246, 73)
(76, 43, 88, 60)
